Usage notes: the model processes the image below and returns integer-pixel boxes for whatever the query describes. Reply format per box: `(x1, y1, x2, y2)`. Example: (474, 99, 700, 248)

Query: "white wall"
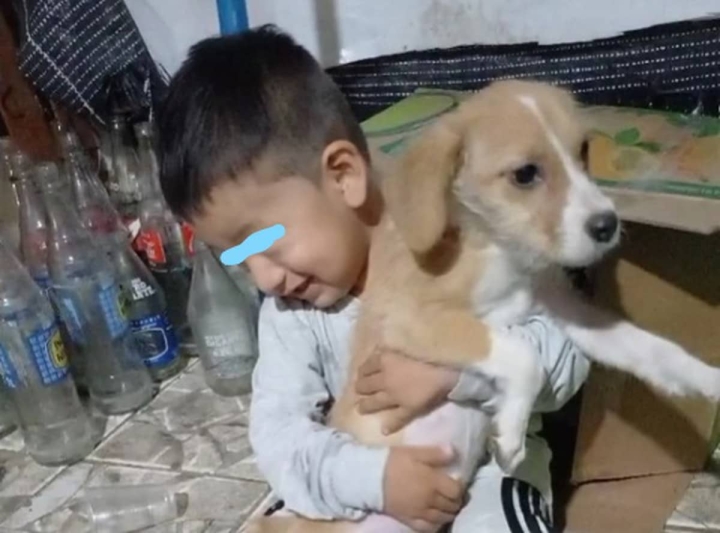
(126, 0, 720, 74)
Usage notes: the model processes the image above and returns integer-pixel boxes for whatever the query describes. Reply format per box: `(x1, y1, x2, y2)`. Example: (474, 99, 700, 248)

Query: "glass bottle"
(10, 151, 51, 290)
(0, 382, 17, 439)
(107, 232, 185, 381)
(107, 115, 141, 219)
(58, 127, 126, 246)
(188, 241, 258, 396)
(0, 237, 97, 464)
(38, 163, 154, 415)
(135, 123, 194, 353)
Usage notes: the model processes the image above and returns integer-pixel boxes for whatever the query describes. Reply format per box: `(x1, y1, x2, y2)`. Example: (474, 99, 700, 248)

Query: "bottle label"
(0, 344, 20, 389)
(52, 287, 86, 345)
(138, 230, 167, 267)
(129, 277, 157, 301)
(0, 324, 70, 389)
(181, 222, 195, 257)
(52, 282, 130, 343)
(98, 282, 130, 339)
(203, 331, 255, 363)
(130, 312, 180, 368)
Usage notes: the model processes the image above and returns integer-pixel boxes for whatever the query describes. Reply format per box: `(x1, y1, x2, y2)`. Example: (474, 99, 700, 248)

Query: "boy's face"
(191, 142, 372, 308)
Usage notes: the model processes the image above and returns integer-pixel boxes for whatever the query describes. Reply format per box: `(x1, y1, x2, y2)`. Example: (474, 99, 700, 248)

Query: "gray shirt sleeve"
(448, 315, 590, 412)
(249, 297, 389, 521)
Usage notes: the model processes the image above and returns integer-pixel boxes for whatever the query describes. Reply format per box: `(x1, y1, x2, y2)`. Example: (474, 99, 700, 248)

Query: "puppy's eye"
(512, 164, 541, 188)
(580, 139, 590, 168)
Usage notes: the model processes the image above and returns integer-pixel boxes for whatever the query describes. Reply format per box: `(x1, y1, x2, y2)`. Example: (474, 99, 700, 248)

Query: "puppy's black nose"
(585, 211, 619, 243)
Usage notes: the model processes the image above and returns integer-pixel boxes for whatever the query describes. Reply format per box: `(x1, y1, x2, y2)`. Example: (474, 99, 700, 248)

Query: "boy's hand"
(355, 348, 460, 434)
(383, 445, 464, 532)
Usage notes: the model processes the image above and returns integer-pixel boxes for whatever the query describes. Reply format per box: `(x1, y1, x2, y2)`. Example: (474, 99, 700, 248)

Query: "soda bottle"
(38, 162, 154, 415)
(187, 240, 258, 396)
(0, 382, 17, 439)
(107, 115, 141, 220)
(135, 123, 194, 353)
(107, 232, 185, 381)
(0, 237, 97, 464)
(10, 150, 51, 290)
(57, 126, 125, 245)
(0, 138, 20, 254)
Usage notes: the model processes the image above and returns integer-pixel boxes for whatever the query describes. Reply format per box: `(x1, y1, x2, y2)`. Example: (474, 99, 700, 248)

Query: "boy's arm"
(356, 314, 590, 432)
(448, 315, 591, 412)
(250, 298, 388, 521)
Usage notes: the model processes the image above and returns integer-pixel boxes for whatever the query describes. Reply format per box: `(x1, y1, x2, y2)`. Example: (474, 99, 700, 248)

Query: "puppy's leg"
(538, 274, 720, 400)
(383, 307, 545, 473)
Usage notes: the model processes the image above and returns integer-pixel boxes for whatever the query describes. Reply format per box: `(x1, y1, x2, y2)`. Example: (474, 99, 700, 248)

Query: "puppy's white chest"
(471, 246, 534, 327)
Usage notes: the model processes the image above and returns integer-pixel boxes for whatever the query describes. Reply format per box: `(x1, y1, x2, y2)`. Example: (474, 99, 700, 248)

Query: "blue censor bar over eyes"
(220, 224, 286, 266)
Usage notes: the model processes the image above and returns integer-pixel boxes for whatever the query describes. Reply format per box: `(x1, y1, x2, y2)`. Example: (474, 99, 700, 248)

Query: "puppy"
(248, 80, 720, 533)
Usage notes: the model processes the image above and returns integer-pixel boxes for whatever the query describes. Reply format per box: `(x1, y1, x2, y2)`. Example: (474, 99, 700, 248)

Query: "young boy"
(157, 25, 590, 533)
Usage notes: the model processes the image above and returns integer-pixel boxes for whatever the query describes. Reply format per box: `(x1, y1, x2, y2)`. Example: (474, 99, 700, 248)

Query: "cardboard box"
(361, 89, 720, 531)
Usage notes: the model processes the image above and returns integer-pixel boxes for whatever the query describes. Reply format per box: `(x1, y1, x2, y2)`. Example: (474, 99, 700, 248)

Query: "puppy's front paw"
(492, 435, 526, 474)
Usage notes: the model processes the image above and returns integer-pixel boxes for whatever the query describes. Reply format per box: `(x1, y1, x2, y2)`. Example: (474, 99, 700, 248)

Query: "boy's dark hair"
(157, 24, 369, 219)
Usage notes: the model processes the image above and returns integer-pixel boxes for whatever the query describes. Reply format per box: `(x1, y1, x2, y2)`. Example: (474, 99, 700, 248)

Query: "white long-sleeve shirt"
(249, 295, 589, 521)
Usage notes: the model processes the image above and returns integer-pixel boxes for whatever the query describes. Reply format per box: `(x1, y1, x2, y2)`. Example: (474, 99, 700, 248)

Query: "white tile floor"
(1, 359, 718, 532)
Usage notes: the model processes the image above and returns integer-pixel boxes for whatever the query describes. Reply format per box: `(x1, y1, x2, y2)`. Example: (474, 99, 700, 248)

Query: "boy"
(157, 25, 589, 533)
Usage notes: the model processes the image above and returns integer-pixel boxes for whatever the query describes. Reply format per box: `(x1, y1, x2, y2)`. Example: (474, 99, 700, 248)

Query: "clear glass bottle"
(0, 237, 97, 464)
(135, 123, 194, 354)
(10, 150, 51, 290)
(107, 115, 141, 219)
(107, 232, 185, 381)
(38, 163, 154, 415)
(58, 126, 126, 245)
(0, 382, 17, 439)
(188, 241, 258, 396)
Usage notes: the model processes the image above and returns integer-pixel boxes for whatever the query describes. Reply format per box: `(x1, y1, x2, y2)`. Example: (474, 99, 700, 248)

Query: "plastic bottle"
(107, 232, 185, 381)
(188, 240, 258, 396)
(135, 123, 194, 354)
(0, 238, 97, 464)
(38, 162, 153, 415)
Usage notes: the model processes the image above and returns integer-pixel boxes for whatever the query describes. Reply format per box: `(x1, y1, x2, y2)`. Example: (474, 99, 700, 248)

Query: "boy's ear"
(384, 120, 464, 255)
(321, 140, 369, 208)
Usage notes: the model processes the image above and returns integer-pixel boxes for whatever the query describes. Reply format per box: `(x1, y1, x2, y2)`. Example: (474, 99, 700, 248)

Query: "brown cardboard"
(563, 473, 694, 533)
(572, 223, 720, 483)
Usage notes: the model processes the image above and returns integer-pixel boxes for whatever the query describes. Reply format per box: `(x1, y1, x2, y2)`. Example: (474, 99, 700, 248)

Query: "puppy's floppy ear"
(384, 120, 463, 255)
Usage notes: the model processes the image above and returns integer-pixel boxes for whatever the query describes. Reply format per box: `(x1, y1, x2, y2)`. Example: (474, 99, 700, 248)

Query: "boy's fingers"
(432, 495, 462, 515)
(382, 408, 415, 434)
(355, 373, 384, 395)
(409, 519, 435, 533)
(356, 393, 397, 414)
(358, 351, 382, 377)
(432, 492, 463, 514)
(410, 445, 455, 467)
(435, 474, 464, 503)
(422, 508, 456, 526)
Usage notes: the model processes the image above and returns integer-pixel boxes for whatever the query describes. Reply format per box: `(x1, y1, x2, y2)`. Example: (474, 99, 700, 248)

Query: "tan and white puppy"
(249, 80, 720, 533)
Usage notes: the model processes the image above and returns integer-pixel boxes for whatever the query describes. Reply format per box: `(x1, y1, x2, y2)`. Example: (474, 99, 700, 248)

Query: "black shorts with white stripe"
(501, 477, 556, 533)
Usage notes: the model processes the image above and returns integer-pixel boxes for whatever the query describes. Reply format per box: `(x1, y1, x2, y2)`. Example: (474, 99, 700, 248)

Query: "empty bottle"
(0, 382, 17, 439)
(188, 240, 258, 396)
(135, 123, 194, 353)
(0, 238, 97, 464)
(107, 232, 185, 381)
(10, 150, 51, 290)
(108, 115, 141, 219)
(58, 126, 125, 245)
(38, 162, 153, 415)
